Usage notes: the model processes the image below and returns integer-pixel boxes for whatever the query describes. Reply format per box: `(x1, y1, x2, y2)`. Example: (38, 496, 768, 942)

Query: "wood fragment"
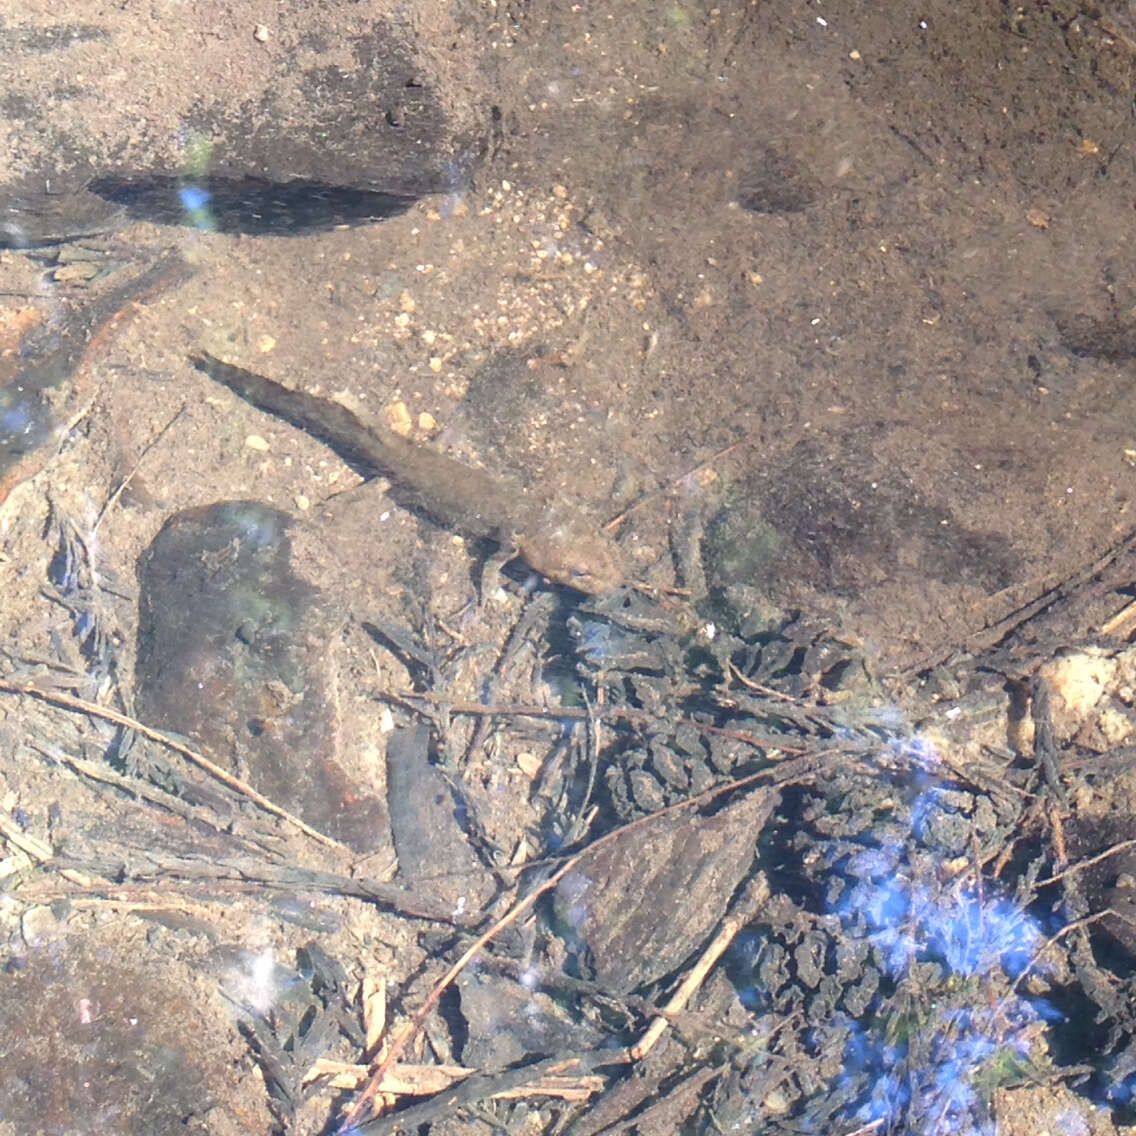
(362, 975, 387, 1058)
(337, 761, 822, 1130)
(306, 1056, 603, 1101)
(346, 1050, 629, 1135)
(0, 811, 52, 862)
(1100, 597, 1136, 637)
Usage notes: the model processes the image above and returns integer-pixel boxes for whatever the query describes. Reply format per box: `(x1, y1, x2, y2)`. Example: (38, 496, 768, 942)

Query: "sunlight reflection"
(177, 183, 216, 232)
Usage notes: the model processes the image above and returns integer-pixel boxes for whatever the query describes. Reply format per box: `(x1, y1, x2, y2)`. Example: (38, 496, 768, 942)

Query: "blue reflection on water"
(1, 401, 34, 438)
(843, 787, 1049, 1133)
(178, 183, 216, 232)
(733, 736, 1060, 1135)
(573, 620, 628, 666)
(839, 874, 1039, 982)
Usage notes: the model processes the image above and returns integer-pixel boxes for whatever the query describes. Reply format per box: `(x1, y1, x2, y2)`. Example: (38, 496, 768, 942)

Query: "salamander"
(189, 353, 623, 594)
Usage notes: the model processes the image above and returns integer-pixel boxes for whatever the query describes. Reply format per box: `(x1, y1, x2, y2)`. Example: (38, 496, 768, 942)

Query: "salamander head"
(517, 516, 623, 594)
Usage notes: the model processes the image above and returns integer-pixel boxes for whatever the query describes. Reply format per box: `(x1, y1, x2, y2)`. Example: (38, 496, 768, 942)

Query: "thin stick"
(629, 874, 769, 1061)
(93, 404, 187, 535)
(1034, 838, 1136, 887)
(337, 850, 586, 1130)
(897, 524, 1136, 678)
(0, 811, 53, 861)
(841, 1121, 886, 1136)
(0, 678, 349, 850)
(603, 440, 745, 533)
(1100, 597, 1136, 637)
(391, 689, 808, 753)
(1003, 910, 1120, 1009)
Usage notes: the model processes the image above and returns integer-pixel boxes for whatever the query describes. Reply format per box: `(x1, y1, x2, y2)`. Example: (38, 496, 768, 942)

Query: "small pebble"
(21, 905, 58, 948)
(516, 752, 542, 777)
(385, 400, 413, 435)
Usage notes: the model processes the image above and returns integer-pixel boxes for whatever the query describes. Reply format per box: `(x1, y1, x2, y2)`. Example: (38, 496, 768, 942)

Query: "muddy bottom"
(5, 1, 1136, 1133)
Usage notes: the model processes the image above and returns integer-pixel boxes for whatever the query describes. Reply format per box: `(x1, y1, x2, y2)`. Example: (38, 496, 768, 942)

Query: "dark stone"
(135, 501, 384, 852)
(385, 724, 495, 916)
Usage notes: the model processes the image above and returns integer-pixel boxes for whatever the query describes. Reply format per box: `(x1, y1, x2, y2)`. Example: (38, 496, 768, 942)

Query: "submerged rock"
(0, 925, 263, 1135)
(135, 500, 384, 852)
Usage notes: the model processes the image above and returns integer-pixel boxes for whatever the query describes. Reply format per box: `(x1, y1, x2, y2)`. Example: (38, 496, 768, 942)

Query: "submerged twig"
(0, 678, 349, 850)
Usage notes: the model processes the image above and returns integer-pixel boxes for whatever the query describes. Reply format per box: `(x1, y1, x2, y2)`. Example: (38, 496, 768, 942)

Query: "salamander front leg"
(476, 540, 521, 606)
